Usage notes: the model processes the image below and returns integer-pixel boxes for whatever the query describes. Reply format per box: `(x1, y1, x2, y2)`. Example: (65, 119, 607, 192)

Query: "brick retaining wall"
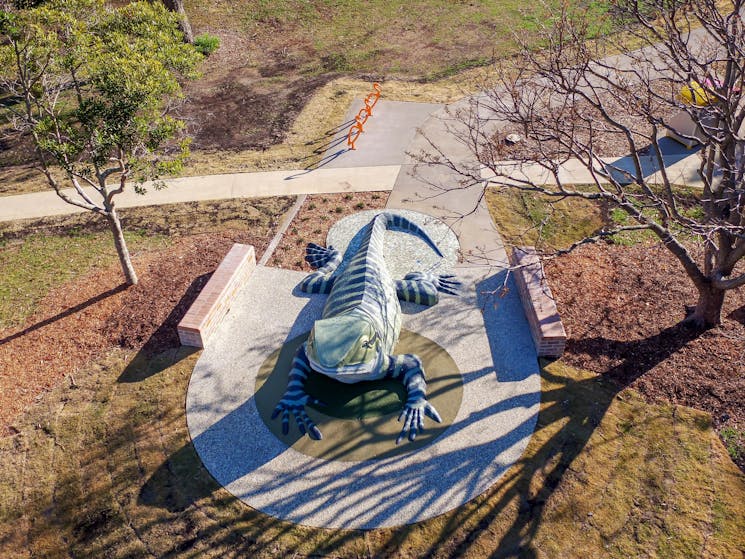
(511, 246, 567, 358)
(177, 243, 256, 348)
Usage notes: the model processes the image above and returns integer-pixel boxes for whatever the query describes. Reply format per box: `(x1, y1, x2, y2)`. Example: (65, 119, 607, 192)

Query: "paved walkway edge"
(257, 194, 307, 267)
(0, 165, 401, 222)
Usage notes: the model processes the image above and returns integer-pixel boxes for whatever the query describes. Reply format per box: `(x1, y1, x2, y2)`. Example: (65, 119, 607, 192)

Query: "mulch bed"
(0, 230, 273, 435)
(544, 242, 745, 469)
(269, 191, 388, 270)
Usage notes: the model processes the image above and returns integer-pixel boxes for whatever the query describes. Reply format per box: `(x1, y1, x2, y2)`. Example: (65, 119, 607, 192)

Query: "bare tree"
(423, 0, 744, 328)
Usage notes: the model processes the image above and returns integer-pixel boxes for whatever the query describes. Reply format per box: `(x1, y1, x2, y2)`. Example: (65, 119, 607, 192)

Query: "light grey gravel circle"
(326, 209, 459, 278)
(186, 262, 541, 529)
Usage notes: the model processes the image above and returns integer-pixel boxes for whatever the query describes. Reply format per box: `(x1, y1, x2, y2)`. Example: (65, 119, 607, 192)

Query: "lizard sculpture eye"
(362, 332, 378, 348)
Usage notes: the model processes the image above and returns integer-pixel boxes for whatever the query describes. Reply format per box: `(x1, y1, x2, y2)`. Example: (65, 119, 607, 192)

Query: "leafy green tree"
(0, 0, 202, 284)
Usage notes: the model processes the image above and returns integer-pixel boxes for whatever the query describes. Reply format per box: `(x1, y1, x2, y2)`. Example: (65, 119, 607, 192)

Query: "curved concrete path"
(187, 262, 539, 529)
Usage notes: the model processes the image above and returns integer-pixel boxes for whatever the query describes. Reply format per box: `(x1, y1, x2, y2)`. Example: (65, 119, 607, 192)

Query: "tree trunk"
(106, 208, 138, 286)
(162, 0, 194, 44)
(687, 283, 725, 329)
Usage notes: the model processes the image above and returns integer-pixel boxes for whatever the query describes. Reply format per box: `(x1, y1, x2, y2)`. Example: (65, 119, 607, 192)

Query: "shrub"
(194, 33, 220, 56)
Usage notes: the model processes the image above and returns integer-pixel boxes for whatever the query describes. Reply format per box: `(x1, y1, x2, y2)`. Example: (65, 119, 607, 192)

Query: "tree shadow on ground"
(117, 274, 208, 383)
(5, 300, 729, 558)
(0, 283, 127, 347)
(728, 304, 745, 325)
(411, 323, 702, 559)
(131, 323, 705, 557)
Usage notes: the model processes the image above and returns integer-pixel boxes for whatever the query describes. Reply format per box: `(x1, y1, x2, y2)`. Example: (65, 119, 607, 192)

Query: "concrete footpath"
(483, 145, 707, 189)
(0, 165, 400, 222)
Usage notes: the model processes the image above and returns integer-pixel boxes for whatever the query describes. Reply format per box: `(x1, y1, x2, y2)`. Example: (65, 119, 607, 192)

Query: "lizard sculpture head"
(305, 313, 382, 379)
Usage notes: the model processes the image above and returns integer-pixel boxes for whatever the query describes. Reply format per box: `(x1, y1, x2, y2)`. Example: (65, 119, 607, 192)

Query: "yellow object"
(680, 80, 713, 106)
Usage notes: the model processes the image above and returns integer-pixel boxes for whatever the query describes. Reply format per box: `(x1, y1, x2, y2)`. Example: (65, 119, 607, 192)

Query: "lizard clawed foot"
(271, 396, 323, 440)
(395, 399, 442, 444)
(305, 243, 340, 269)
(433, 274, 462, 296)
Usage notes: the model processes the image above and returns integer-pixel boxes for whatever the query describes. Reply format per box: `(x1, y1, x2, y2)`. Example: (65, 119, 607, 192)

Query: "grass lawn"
(0, 232, 168, 330)
(0, 349, 742, 558)
(186, 0, 570, 77)
(484, 184, 699, 251)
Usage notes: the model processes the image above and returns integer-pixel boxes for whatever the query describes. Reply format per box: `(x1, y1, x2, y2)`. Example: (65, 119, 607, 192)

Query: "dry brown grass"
(485, 186, 605, 251)
(1, 352, 742, 558)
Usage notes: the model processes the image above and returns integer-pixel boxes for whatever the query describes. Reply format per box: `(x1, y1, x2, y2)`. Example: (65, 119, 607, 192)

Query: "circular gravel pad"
(326, 209, 459, 278)
(254, 330, 463, 462)
(186, 265, 541, 529)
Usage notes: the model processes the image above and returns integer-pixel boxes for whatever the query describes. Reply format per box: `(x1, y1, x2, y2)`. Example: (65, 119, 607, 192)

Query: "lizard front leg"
(271, 342, 323, 440)
(395, 272, 461, 306)
(300, 243, 342, 294)
(386, 354, 442, 444)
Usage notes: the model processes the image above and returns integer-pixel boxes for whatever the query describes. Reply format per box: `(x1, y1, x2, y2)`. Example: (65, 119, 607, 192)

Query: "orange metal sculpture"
(347, 82, 381, 150)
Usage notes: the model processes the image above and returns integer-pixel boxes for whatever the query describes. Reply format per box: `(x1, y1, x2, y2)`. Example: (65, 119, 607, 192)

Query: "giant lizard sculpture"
(271, 212, 460, 444)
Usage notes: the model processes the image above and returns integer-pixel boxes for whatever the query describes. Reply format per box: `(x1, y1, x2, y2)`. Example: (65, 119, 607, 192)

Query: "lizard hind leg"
(300, 243, 342, 294)
(395, 272, 462, 306)
(305, 243, 341, 270)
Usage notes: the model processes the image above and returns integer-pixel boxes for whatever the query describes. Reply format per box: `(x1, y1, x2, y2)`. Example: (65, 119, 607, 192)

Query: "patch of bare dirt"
(178, 30, 332, 151)
(183, 71, 331, 151)
(544, 242, 745, 468)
